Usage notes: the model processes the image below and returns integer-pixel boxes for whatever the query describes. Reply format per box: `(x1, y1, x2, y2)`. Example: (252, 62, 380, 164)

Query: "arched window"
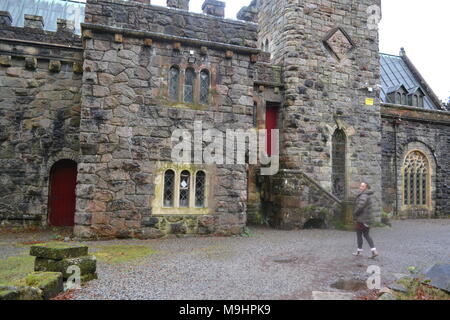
(200, 70, 210, 105)
(184, 68, 195, 104)
(332, 129, 346, 200)
(403, 151, 429, 206)
(163, 170, 175, 207)
(169, 66, 180, 101)
(179, 170, 190, 208)
(195, 171, 206, 208)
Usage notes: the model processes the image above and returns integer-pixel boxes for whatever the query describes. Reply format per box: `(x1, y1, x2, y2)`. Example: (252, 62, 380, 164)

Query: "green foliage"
(91, 245, 155, 264)
(394, 277, 450, 300)
(240, 227, 254, 238)
(408, 266, 419, 274)
(0, 255, 34, 287)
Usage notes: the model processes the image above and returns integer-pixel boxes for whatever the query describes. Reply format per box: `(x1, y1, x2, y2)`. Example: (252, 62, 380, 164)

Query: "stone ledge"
(81, 23, 260, 55)
(30, 243, 89, 260)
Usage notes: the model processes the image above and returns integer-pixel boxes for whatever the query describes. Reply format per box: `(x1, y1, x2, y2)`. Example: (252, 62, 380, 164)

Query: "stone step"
(30, 243, 89, 260)
(34, 255, 97, 279)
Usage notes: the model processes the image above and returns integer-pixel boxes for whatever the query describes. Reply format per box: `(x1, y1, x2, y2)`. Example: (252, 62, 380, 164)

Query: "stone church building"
(0, 0, 448, 239)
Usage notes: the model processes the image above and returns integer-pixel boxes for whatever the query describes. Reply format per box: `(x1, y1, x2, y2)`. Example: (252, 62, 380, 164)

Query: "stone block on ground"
(422, 263, 450, 293)
(389, 282, 408, 293)
(25, 272, 64, 300)
(34, 255, 97, 279)
(0, 286, 43, 300)
(30, 243, 89, 260)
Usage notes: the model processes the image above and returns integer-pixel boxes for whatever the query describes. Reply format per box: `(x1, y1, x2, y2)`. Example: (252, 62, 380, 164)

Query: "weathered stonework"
(0, 0, 448, 237)
(381, 104, 450, 218)
(0, 20, 82, 226)
(75, 0, 256, 238)
(257, 0, 383, 224)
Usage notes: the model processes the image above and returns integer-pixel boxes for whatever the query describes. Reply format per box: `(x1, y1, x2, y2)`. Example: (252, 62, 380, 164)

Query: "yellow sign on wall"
(365, 98, 374, 106)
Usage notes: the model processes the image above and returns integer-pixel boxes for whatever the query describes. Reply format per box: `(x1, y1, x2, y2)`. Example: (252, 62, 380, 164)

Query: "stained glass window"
(184, 68, 195, 104)
(179, 170, 190, 208)
(195, 171, 206, 208)
(163, 170, 175, 207)
(169, 66, 180, 101)
(200, 70, 210, 105)
(332, 129, 346, 200)
(403, 151, 429, 206)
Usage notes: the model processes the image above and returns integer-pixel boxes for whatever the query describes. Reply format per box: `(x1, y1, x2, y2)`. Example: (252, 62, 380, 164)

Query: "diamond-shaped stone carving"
(324, 28, 355, 60)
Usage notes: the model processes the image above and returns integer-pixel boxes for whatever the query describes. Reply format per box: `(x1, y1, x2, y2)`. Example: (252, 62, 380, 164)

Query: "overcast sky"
(153, 0, 449, 101)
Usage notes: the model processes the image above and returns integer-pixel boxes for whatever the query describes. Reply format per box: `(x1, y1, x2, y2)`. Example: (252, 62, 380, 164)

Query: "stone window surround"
(402, 151, 429, 207)
(400, 148, 434, 211)
(153, 164, 210, 216)
(168, 64, 211, 105)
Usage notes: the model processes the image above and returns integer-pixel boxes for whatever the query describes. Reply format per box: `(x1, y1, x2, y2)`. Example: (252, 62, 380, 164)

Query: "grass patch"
(91, 245, 155, 264)
(395, 277, 450, 300)
(0, 255, 35, 287)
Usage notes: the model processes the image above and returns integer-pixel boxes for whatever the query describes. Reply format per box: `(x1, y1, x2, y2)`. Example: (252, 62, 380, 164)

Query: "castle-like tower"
(254, 0, 383, 228)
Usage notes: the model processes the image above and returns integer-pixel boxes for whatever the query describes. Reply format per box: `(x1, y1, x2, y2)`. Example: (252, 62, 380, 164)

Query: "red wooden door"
(48, 160, 77, 227)
(266, 106, 278, 156)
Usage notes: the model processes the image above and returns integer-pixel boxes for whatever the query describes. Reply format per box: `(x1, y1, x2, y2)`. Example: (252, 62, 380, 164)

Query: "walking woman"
(353, 182, 379, 258)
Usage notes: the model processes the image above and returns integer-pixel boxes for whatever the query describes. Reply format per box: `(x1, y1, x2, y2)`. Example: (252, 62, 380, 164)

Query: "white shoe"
(352, 250, 363, 256)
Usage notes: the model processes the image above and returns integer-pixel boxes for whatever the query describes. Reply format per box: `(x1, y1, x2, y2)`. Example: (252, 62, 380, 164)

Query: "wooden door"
(48, 160, 77, 227)
(265, 106, 278, 156)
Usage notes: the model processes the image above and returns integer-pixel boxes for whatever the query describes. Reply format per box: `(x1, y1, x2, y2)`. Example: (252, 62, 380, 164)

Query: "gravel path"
(1, 220, 449, 299)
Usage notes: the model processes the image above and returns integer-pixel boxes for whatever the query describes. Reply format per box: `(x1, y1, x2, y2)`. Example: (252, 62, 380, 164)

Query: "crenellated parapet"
(83, 0, 258, 50)
(0, 12, 83, 74)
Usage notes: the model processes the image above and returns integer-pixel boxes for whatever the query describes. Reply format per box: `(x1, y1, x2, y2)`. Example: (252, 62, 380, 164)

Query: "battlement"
(84, 0, 258, 49)
(0, 11, 81, 47)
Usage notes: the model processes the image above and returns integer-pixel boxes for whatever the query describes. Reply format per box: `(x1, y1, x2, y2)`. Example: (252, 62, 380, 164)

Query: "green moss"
(0, 255, 34, 287)
(91, 245, 155, 264)
(25, 272, 61, 287)
(30, 242, 88, 260)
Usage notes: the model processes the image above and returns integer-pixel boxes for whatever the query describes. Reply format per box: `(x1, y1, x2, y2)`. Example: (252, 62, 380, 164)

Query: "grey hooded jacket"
(353, 190, 374, 225)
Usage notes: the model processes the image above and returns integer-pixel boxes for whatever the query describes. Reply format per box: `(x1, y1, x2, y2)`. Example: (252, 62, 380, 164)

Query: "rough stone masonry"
(0, 0, 448, 239)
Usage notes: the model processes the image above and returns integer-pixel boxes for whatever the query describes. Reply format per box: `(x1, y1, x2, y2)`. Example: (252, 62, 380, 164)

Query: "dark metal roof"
(0, 0, 85, 34)
(380, 53, 440, 110)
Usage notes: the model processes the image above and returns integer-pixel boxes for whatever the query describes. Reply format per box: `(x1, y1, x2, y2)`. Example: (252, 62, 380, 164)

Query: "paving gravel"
(1, 220, 449, 299)
(73, 220, 450, 300)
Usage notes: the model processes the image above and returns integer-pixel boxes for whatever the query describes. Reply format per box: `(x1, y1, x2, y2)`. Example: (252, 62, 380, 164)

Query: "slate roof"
(0, 0, 86, 34)
(380, 52, 442, 110)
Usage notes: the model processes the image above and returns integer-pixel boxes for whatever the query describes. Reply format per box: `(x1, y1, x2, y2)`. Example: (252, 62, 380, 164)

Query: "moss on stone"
(34, 255, 97, 278)
(30, 243, 88, 260)
(25, 272, 63, 300)
(0, 285, 43, 300)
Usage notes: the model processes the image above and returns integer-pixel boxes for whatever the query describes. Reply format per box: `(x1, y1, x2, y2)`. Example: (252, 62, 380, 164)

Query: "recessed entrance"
(48, 159, 77, 227)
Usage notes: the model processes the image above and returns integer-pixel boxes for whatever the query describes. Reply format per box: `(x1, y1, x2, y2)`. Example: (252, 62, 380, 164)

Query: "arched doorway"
(48, 159, 77, 227)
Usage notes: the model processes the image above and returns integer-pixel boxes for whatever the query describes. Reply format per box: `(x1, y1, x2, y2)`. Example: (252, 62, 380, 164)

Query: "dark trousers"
(356, 223, 375, 249)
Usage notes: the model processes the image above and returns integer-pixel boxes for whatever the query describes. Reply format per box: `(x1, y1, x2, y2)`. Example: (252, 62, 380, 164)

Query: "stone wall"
(381, 104, 450, 218)
(268, 170, 342, 229)
(257, 0, 383, 220)
(75, 0, 257, 238)
(84, 0, 258, 48)
(0, 15, 83, 225)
